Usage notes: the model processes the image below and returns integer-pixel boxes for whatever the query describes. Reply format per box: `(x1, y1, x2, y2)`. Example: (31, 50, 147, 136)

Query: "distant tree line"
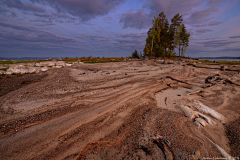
(142, 12, 190, 58)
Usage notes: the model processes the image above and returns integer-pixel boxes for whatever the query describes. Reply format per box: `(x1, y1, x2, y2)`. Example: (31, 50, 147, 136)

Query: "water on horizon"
(202, 58, 240, 62)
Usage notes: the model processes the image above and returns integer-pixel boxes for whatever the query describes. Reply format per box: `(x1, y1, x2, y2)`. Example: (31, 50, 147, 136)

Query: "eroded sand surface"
(0, 60, 239, 159)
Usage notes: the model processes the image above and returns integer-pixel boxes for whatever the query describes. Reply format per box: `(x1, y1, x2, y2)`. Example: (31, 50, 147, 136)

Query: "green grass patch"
(215, 61, 240, 65)
(15, 60, 52, 64)
(0, 59, 54, 64)
(0, 61, 14, 64)
(0, 67, 9, 71)
(83, 59, 123, 63)
(0, 57, 126, 64)
(189, 60, 212, 64)
(62, 58, 79, 62)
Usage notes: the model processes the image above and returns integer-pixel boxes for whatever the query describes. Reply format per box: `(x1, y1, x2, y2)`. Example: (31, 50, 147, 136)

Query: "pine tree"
(170, 13, 183, 51)
(180, 24, 190, 57)
(161, 19, 170, 55)
(175, 25, 183, 57)
(132, 49, 139, 59)
(143, 12, 189, 58)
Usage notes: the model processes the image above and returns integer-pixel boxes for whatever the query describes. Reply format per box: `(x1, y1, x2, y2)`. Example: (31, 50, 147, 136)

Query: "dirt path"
(0, 61, 239, 159)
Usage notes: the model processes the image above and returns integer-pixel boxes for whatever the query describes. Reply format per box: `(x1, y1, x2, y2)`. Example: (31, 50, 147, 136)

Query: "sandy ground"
(0, 60, 239, 160)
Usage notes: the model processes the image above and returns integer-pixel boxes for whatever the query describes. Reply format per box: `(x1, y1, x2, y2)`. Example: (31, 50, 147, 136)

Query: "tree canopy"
(144, 12, 190, 57)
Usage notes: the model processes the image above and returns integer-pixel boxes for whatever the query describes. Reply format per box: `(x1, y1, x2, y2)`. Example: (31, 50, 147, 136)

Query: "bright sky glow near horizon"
(0, 0, 240, 58)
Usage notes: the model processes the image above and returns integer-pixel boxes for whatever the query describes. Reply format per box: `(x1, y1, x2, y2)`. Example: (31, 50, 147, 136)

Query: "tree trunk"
(181, 46, 184, 57)
(173, 28, 175, 51)
(151, 38, 153, 58)
(179, 45, 181, 57)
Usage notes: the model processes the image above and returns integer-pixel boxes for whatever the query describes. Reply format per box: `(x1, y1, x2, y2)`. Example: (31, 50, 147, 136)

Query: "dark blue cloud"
(51, 12, 76, 20)
(218, 47, 240, 52)
(120, 9, 151, 30)
(30, 0, 126, 21)
(76, 34, 110, 41)
(2, 0, 45, 13)
(195, 28, 213, 34)
(145, 0, 201, 20)
(117, 32, 147, 39)
(75, 22, 95, 25)
(33, 13, 52, 18)
(0, 21, 39, 32)
(0, 22, 82, 52)
(0, 6, 17, 17)
(30, 19, 55, 25)
(229, 35, 240, 38)
(188, 0, 225, 24)
(193, 21, 222, 27)
(199, 40, 238, 48)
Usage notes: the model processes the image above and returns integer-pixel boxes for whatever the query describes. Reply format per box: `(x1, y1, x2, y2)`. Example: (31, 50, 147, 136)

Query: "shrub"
(0, 67, 9, 71)
(132, 49, 139, 59)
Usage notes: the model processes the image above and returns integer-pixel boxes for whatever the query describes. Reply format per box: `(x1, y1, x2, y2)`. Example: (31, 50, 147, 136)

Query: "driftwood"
(178, 105, 199, 119)
(150, 135, 174, 160)
(195, 118, 209, 127)
(22, 76, 29, 82)
(205, 74, 238, 85)
(193, 100, 225, 122)
(165, 76, 191, 85)
(205, 74, 222, 84)
(194, 121, 203, 129)
(197, 112, 216, 125)
(187, 74, 239, 95)
(187, 79, 225, 95)
(178, 105, 216, 127)
(206, 137, 235, 160)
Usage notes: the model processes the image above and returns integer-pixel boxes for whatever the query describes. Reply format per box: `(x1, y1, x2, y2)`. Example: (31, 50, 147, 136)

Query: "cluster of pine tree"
(144, 12, 190, 58)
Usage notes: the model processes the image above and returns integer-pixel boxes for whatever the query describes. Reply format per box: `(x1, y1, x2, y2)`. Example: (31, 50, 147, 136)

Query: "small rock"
(41, 67, 48, 72)
(66, 64, 72, 67)
(6, 72, 12, 75)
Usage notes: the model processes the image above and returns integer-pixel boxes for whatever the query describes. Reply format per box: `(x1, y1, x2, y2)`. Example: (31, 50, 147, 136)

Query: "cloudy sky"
(0, 0, 240, 58)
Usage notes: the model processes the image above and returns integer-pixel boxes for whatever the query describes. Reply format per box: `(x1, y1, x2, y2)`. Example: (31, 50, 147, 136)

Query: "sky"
(0, 0, 240, 58)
